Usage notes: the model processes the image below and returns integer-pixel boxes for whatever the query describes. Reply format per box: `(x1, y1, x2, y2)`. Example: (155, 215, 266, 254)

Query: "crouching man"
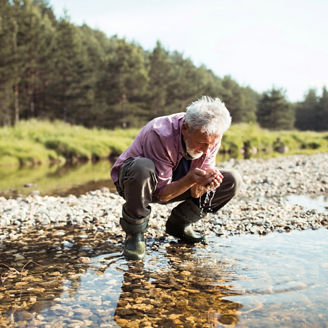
(111, 96, 241, 260)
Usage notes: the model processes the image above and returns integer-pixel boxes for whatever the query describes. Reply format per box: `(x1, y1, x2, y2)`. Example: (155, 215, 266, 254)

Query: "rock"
(20, 311, 34, 321)
(78, 257, 91, 263)
(14, 254, 25, 261)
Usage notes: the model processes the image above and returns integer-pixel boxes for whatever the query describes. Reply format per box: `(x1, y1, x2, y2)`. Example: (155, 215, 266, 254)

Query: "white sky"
(50, 0, 328, 102)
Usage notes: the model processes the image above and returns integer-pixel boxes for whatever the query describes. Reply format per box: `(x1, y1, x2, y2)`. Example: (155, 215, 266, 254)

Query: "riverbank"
(1, 120, 328, 168)
(0, 153, 327, 240)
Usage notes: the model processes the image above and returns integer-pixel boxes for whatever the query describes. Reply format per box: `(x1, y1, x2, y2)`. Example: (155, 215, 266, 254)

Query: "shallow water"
(0, 227, 327, 327)
(286, 194, 328, 213)
(0, 152, 248, 198)
(0, 161, 116, 198)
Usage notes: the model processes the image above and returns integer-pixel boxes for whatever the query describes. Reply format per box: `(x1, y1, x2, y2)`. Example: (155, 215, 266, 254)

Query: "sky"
(50, 0, 328, 102)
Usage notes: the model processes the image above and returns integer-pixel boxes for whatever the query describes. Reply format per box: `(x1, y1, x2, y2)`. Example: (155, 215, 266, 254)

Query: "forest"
(0, 0, 327, 131)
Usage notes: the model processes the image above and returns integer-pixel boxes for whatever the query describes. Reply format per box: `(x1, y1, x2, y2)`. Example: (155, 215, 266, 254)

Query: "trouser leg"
(116, 157, 158, 219)
(115, 157, 157, 260)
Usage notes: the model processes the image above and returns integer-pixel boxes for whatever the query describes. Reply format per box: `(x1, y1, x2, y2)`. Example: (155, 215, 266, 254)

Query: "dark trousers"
(115, 157, 241, 220)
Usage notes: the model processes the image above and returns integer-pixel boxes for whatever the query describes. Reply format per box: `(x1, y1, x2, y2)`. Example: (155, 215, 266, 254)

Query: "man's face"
(182, 123, 221, 159)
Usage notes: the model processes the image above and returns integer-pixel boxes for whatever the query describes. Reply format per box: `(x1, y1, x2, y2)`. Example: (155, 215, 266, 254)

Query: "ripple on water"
(208, 228, 328, 327)
(0, 227, 327, 327)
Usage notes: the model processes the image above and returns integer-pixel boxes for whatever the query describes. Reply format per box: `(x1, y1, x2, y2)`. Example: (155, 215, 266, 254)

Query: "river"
(0, 227, 327, 327)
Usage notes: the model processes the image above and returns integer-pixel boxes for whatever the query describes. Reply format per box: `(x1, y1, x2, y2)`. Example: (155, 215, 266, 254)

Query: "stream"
(0, 227, 327, 327)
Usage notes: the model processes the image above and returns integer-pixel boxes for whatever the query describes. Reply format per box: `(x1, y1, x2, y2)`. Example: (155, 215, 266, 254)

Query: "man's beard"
(185, 140, 203, 159)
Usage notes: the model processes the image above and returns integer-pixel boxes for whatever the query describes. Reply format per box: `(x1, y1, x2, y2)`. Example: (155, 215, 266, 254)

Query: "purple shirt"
(110, 113, 221, 196)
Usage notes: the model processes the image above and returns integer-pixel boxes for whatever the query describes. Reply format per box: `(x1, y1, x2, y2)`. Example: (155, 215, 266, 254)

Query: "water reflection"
(0, 151, 262, 199)
(113, 243, 242, 327)
(0, 161, 116, 198)
(1, 227, 327, 327)
(0, 227, 243, 327)
(0, 226, 122, 326)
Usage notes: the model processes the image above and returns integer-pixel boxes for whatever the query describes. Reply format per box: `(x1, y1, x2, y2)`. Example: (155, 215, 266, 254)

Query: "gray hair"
(185, 96, 231, 135)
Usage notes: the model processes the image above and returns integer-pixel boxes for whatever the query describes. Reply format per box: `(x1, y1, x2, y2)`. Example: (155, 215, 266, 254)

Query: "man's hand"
(190, 168, 223, 198)
(157, 167, 223, 203)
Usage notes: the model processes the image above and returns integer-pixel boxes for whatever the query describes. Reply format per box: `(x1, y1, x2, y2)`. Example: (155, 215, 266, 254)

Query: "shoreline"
(0, 153, 327, 240)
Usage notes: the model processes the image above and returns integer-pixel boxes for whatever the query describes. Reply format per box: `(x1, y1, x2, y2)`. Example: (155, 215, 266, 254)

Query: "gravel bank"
(1, 153, 327, 240)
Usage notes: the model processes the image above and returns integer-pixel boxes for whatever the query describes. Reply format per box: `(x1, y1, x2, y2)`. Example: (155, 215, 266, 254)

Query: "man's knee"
(130, 157, 156, 181)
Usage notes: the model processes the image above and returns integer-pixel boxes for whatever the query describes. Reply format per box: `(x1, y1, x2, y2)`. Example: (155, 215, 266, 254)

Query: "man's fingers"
(194, 168, 206, 176)
(214, 170, 223, 179)
(215, 176, 223, 184)
(205, 177, 221, 190)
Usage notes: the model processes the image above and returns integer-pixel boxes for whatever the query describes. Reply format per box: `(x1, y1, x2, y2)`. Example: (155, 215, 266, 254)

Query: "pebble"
(0, 153, 327, 239)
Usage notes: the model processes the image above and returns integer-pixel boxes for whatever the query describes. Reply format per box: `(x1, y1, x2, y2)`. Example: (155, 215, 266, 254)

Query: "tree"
(219, 76, 258, 123)
(50, 17, 86, 122)
(18, 0, 56, 119)
(0, 0, 57, 124)
(147, 41, 172, 119)
(165, 52, 206, 114)
(239, 86, 259, 123)
(0, 0, 23, 124)
(0, 0, 263, 129)
(257, 88, 294, 130)
(99, 38, 149, 128)
(0, 0, 13, 124)
(295, 89, 318, 130)
(316, 87, 328, 131)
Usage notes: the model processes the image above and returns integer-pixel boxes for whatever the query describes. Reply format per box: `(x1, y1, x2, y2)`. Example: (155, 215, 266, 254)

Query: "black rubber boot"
(120, 208, 149, 260)
(165, 199, 205, 244)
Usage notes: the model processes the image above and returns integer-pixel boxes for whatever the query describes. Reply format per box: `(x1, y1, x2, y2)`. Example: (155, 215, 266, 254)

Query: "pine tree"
(257, 88, 294, 130)
(0, 0, 264, 129)
(295, 89, 318, 130)
(0, 0, 23, 124)
(18, 0, 56, 119)
(99, 38, 149, 128)
(51, 17, 86, 122)
(166, 52, 203, 113)
(0, 0, 13, 124)
(317, 87, 328, 131)
(147, 41, 172, 119)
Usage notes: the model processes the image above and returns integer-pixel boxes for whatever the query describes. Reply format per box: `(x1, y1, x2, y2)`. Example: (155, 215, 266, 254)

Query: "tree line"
(0, 0, 327, 131)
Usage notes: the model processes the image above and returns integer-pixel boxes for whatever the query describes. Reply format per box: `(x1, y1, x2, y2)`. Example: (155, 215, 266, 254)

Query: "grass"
(0, 120, 139, 167)
(221, 123, 328, 158)
(0, 119, 327, 167)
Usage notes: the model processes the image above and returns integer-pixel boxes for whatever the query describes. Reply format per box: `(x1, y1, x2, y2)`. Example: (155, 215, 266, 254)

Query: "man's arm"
(157, 168, 222, 202)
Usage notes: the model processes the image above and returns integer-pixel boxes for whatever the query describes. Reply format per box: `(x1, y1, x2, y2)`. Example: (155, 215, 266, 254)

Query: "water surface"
(1, 227, 327, 327)
(0, 161, 115, 198)
(0, 152, 257, 198)
(286, 194, 328, 213)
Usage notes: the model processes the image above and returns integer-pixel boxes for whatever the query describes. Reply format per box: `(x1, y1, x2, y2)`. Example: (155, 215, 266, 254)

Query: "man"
(111, 96, 241, 260)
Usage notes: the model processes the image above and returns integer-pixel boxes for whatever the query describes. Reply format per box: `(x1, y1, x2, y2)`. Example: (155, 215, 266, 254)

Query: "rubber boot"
(120, 208, 149, 260)
(165, 199, 205, 244)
